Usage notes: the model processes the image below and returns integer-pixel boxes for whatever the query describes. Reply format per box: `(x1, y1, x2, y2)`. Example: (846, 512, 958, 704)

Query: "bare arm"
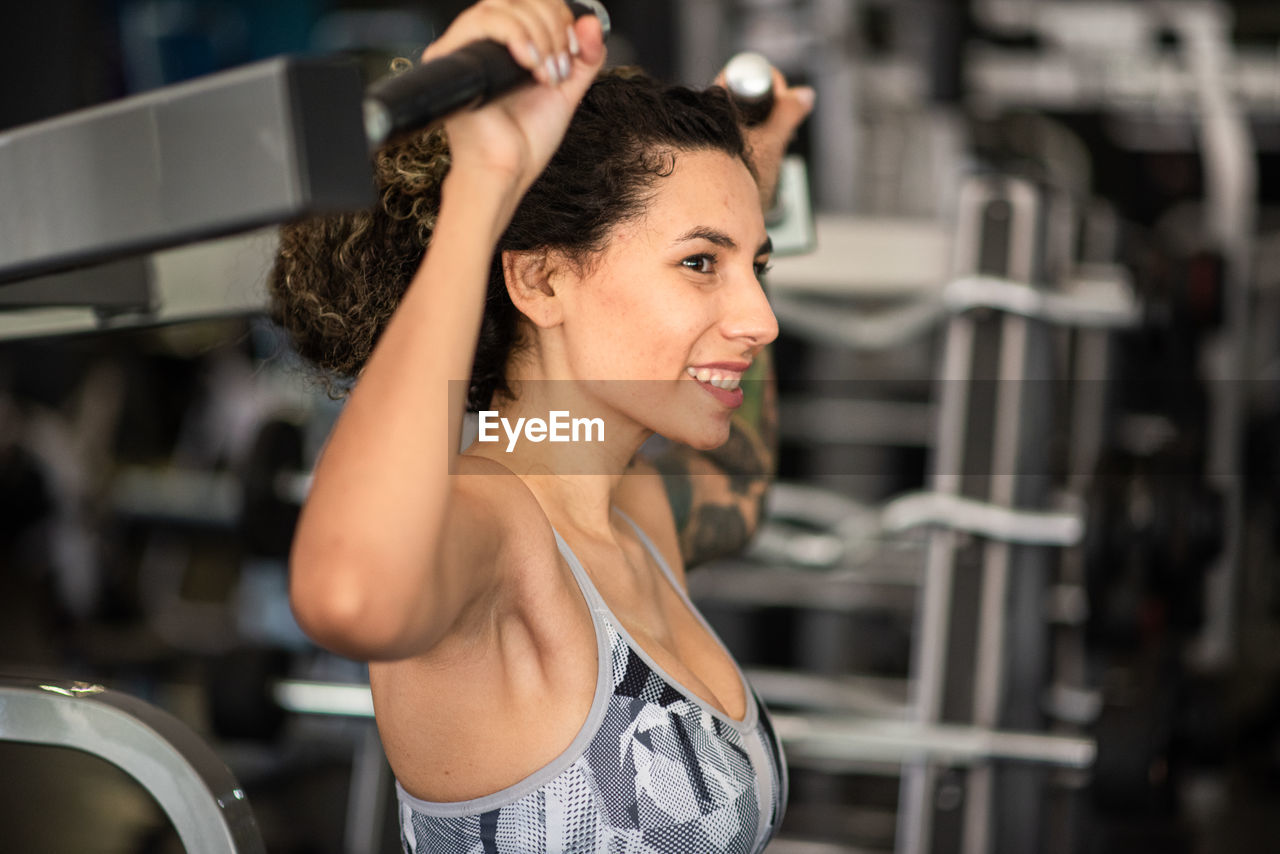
(288, 2, 605, 661)
(289, 177, 510, 660)
(645, 349, 777, 568)
(726, 68, 815, 211)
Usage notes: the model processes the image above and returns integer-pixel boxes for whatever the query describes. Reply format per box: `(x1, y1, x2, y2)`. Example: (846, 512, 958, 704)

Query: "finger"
(421, 2, 503, 60)
(753, 67, 814, 141)
(572, 12, 606, 66)
(771, 85, 815, 131)
(421, 1, 545, 81)
(573, 12, 606, 70)
(535, 0, 576, 61)
(765, 67, 815, 122)
(494, 0, 561, 85)
(545, 28, 604, 115)
(772, 86, 815, 141)
(527, 0, 576, 83)
(558, 14, 607, 98)
(716, 60, 793, 128)
(475, 2, 556, 82)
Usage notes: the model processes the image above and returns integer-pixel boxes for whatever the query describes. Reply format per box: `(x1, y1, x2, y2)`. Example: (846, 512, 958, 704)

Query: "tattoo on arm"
(649, 349, 779, 568)
(684, 504, 750, 568)
(655, 452, 694, 530)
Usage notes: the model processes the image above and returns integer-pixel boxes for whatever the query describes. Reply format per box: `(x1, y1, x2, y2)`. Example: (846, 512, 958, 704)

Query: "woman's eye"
(754, 261, 773, 277)
(682, 254, 715, 274)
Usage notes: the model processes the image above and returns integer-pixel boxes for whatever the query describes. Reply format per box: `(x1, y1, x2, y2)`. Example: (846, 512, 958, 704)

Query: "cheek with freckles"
(574, 281, 707, 379)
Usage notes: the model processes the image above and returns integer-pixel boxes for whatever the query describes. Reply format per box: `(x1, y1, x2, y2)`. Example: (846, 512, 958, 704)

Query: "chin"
(671, 418, 733, 451)
(650, 384, 736, 449)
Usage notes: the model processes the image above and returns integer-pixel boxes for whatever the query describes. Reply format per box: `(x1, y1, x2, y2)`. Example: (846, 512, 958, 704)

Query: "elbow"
(288, 550, 428, 661)
(290, 569, 380, 659)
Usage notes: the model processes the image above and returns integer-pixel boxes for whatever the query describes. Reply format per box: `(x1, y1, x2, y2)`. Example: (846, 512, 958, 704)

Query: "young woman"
(269, 1, 813, 850)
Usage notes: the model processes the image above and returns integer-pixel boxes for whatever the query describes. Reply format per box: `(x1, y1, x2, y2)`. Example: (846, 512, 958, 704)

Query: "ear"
(502, 249, 564, 329)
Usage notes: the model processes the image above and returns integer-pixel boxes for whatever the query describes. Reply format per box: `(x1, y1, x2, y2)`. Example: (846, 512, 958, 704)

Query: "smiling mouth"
(685, 366, 743, 390)
(686, 367, 745, 407)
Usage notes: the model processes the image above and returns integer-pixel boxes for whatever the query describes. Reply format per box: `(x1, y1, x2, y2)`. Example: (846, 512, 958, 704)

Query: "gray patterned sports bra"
(395, 509, 788, 854)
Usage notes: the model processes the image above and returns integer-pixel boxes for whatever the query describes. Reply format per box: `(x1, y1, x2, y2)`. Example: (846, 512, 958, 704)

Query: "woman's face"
(556, 148, 778, 449)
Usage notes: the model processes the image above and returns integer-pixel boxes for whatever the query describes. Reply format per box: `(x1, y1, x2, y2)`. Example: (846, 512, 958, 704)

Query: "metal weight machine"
(671, 0, 1264, 852)
(0, 7, 822, 852)
(0, 53, 391, 854)
(892, 173, 1133, 854)
(686, 171, 1137, 853)
(0, 675, 266, 854)
(0, 1, 1269, 852)
(0, 56, 371, 337)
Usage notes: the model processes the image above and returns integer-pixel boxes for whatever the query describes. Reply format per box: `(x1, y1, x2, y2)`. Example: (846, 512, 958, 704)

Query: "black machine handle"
(363, 0, 611, 148)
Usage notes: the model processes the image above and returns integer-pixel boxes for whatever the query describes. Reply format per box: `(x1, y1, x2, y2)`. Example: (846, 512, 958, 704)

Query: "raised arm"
(729, 67, 815, 212)
(285, 1, 606, 661)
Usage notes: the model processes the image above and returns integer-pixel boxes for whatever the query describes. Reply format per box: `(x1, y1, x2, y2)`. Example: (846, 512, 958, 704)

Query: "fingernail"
(567, 25, 580, 56)
(544, 56, 560, 84)
(527, 41, 541, 66)
(558, 52, 571, 81)
(795, 86, 816, 109)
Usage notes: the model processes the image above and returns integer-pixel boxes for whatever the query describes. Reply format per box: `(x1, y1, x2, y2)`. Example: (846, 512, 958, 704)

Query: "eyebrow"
(675, 227, 773, 257)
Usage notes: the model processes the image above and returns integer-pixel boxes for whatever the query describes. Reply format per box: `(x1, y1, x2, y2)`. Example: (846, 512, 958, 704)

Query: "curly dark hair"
(268, 68, 752, 410)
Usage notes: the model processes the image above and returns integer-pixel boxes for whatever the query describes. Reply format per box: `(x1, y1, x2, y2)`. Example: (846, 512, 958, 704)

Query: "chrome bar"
(880, 492, 1083, 546)
(774, 715, 1096, 771)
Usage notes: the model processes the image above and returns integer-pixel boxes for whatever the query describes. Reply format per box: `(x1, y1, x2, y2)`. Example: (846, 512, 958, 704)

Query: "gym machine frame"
(893, 171, 1138, 854)
(0, 675, 266, 854)
(0, 6, 1249, 852)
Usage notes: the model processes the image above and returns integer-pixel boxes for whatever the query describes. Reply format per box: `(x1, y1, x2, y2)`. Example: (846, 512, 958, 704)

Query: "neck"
(464, 379, 650, 538)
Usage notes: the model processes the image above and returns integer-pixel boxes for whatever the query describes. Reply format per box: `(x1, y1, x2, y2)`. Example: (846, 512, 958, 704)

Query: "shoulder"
(615, 456, 687, 587)
(451, 453, 539, 512)
(452, 455, 601, 623)
(441, 456, 565, 623)
(446, 456, 597, 679)
(450, 454, 559, 567)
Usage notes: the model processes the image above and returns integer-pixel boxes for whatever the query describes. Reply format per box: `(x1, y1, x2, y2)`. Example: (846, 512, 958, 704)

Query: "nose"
(720, 273, 779, 351)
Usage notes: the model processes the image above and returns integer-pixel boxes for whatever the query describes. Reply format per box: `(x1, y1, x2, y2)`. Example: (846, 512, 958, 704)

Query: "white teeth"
(687, 366, 743, 390)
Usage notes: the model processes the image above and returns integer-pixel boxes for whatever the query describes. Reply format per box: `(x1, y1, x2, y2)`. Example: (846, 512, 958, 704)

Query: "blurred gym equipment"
(4, 0, 1280, 853)
(0, 675, 265, 854)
